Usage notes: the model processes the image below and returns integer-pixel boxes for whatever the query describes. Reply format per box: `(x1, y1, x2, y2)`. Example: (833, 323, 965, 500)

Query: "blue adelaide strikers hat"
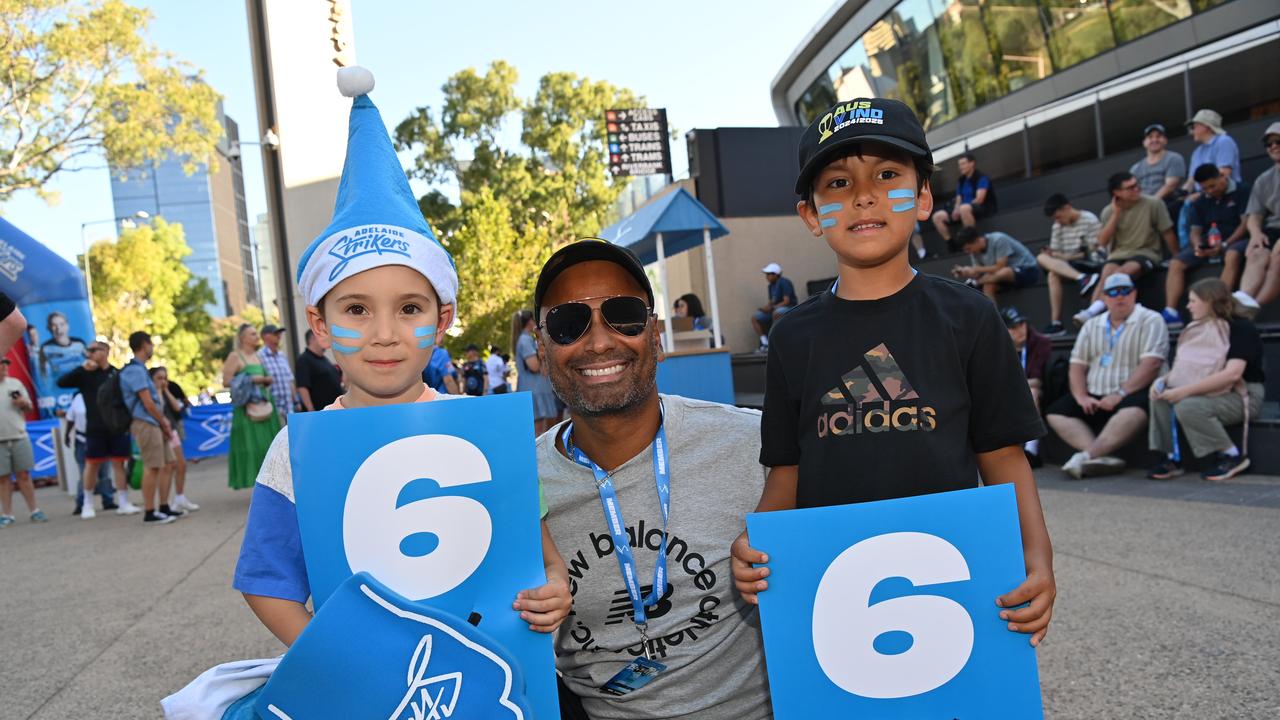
(794, 97, 933, 196)
(296, 66, 458, 308)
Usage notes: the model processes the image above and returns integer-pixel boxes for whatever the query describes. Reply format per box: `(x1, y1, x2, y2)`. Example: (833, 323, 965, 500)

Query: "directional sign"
(605, 108, 671, 177)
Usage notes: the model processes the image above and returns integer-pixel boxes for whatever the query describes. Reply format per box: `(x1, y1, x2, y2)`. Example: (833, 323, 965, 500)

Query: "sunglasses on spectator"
(1104, 287, 1135, 297)
(539, 295, 652, 346)
(1266, 138, 1280, 149)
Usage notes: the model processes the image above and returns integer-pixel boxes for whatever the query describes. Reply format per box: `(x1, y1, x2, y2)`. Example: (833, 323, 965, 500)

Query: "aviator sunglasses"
(540, 295, 652, 346)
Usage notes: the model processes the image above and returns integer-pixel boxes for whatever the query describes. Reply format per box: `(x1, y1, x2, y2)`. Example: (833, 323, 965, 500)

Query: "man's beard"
(548, 347, 658, 418)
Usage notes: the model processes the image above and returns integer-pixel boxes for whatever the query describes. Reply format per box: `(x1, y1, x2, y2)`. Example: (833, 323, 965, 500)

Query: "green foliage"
(395, 61, 641, 352)
(87, 217, 219, 393)
(0, 0, 223, 203)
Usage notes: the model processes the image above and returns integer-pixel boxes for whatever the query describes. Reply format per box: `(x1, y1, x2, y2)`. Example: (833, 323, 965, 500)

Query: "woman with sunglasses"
(511, 309, 563, 434)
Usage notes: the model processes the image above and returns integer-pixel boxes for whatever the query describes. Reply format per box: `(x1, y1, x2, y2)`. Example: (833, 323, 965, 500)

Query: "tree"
(87, 217, 218, 392)
(0, 0, 223, 203)
(394, 61, 642, 351)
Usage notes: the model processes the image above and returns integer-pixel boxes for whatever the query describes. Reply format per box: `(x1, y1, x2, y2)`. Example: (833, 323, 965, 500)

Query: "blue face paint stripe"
(817, 203, 842, 216)
(417, 339, 433, 349)
(332, 342, 359, 355)
(413, 326, 436, 338)
(820, 218, 838, 228)
(887, 189, 916, 199)
(330, 325, 361, 339)
(892, 201, 916, 213)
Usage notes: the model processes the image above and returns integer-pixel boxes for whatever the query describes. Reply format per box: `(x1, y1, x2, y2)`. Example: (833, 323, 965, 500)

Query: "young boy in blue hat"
(231, 66, 571, 649)
(730, 99, 1056, 646)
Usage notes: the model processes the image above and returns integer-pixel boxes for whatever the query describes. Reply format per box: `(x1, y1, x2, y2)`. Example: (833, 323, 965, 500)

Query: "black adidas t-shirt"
(760, 273, 1044, 509)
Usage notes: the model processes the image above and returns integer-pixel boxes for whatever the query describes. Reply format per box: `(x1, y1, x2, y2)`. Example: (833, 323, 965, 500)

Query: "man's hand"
(256, 375, 274, 386)
(1247, 232, 1270, 253)
(1159, 386, 1191, 404)
(731, 530, 770, 605)
(1076, 395, 1100, 415)
(82, 359, 97, 371)
(160, 418, 173, 437)
(513, 575, 572, 633)
(997, 568, 1056, 647)
(1096, 393, 1122, 411)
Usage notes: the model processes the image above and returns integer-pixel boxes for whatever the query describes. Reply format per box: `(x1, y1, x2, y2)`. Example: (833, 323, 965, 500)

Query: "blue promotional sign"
(286, 393, 557, 718)
(182, 403, 232, 460)
(27, 419, 58, 477)
(25, 300, 95, 418)
(746, 484, 1042, 719)
(259, 572, 532, 720)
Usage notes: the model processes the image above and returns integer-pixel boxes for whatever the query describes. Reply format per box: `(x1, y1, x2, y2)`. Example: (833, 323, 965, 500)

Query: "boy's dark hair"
(803, 145, 935, 205)
(1043, 193, 1071, 216)
(305, 329, 315, 344)
(960, 152, 977, 163)
(128, 331, 151, 352)
(1193, 163, 1221, 184)
(954, 227, 983, 249)
(464, 343, 480, 353)
(1107, 171, 1136, 195)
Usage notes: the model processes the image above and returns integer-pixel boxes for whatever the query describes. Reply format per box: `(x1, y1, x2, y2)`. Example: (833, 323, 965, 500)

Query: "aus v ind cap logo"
(818, 101, 886, 143)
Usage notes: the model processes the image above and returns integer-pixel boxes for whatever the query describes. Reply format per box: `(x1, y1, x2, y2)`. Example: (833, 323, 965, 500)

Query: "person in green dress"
(221, 324, 281, 489)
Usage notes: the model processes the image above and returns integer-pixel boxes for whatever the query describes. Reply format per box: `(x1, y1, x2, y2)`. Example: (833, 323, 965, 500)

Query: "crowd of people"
(938, 112, 1280, 482)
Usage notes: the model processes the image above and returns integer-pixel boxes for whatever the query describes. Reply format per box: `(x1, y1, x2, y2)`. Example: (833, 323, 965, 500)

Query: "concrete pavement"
(2, 458, 1278, 719)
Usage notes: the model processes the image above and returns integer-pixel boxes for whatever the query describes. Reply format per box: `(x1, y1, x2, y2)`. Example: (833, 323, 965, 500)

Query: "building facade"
(109, 107, 257, 318)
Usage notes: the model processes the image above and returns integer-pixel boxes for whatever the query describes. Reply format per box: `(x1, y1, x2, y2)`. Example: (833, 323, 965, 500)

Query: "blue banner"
(182, 403, 233, 460)
(746, 484, 1042, 719)
(24, 300, 95, 419)
(286, 393, 557, 718)
(28, 419, 59, 477)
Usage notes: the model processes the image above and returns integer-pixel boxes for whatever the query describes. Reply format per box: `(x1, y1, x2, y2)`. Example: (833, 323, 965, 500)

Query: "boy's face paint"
(796, 146, 933, 269)
(887, 188, 916, 213)
(310, 265, 454, 407)
(818, 202, 843, 229)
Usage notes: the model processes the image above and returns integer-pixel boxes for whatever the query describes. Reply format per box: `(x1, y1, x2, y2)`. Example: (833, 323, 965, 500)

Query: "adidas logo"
(817, 343, 938, 437)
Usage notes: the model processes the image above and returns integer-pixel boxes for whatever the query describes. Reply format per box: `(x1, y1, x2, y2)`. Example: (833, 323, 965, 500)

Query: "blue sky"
(3, 0, 832, 265)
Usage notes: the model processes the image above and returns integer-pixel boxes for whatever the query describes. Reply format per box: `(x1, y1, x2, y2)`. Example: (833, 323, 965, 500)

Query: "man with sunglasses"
(56, 341, 141, 517)
(1047, 274, 1169, 479)
(1233, 122, 1280, 312)
(1075, 171, 1177, 325)
(531, 240, 771, 720)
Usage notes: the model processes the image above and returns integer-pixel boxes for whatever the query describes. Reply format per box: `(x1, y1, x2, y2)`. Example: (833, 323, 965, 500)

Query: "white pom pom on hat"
(337, 66, 375, 98)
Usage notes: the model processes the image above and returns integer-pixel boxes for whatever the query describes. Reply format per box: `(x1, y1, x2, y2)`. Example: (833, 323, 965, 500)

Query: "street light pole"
(79, 211, 150, 318)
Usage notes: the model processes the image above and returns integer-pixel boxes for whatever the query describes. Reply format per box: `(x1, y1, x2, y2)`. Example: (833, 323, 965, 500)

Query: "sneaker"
(1072, 308, 1098, 327)
(30, 510, 48, 523)
(0, 515, 13, 528)
(72, 504, 82, 516)
(1147, 459, 1183, 480)
(1043, 321, 1066, 337)
(1024, 450, 1043, 469)
(1081, 455, 1126, 477)
(102, 499, 119, 511)
(116, 500, 141, 516)
(80, 504, 96, 520)
(1202, 453, 1250, 482)
(1078, 273, 1099, 296)
(1062, 452, 1087, 479)
(158, 505, 185, 520)
(144, 511, 175, 525)
(756, 344, 769, 354)
(1233, 291, 1261, 319)
(173, 496, 200, 512)
(1160, 308, 1184, 328)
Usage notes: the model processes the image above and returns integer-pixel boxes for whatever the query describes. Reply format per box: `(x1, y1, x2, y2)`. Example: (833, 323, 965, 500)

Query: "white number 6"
(812, 531, 974, 699)
(343, 435, 493, 601)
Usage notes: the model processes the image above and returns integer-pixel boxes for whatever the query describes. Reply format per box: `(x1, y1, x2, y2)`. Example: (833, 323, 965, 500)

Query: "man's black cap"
(1000, 306, 1028, 328)
(534, 239, 655, 320)
(795, 98, 933, 196)
(1142, 123, 1167, 137)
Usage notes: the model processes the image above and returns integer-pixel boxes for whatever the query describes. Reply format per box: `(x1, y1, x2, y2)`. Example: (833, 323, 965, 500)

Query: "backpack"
(1167, 319, 1234, 394)
(97, 369, 133, 436)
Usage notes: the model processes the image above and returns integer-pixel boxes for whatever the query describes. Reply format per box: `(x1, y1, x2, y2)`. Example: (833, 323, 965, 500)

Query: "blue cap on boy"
(296, 66, 458, 308)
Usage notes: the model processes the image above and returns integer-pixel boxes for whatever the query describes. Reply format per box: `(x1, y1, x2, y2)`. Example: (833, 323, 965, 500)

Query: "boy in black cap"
(731, 98, 1056, 647)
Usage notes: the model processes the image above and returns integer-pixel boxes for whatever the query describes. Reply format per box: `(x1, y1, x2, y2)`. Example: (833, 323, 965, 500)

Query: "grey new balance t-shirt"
(538, 394, 771, 720)
(1130, 151, 1186, 196)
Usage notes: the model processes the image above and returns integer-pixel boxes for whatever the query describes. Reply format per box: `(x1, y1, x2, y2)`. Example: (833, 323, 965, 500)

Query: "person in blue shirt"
(931, 152, 997, 245)
(674, 292, 708, 331)
(119, 331, 181, 525)
(1162, 164, 1251, 327)
(751, 262, 795, 352)
(421, 344, 459, 394)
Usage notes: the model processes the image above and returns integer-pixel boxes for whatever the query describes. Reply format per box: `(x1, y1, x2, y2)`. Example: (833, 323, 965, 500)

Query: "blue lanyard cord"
(563, 417, 671, 628)
(1107, 322, 1125, 353)
(1020, 345, 1027, 371)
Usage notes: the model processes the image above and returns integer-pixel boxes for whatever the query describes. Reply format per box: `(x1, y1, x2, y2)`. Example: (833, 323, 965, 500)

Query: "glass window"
(795, 79, 837, 126)
(1039, 0, 1116, 71)
(932, 0, 1004, 114)
(1108, 0, 1192, 43)
(1190, 0, 1228, 11)
(882, 0, 957, 129)
(982, 0, 1053, 91)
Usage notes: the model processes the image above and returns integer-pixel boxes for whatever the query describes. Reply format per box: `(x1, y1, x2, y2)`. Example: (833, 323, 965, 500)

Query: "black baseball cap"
(795, 98, 933, 196)
(1142, 123, 1167, 137)
(534, 239, 655, 320)
(1000, 306, 1027, 328)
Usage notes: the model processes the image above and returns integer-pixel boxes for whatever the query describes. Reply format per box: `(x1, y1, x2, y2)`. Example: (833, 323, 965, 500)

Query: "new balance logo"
(818, 343, 938, 437)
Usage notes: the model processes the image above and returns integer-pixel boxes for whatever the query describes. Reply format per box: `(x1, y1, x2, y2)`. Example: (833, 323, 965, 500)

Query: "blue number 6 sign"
(746, 485, 1043, 719)
(288, 393, 557, 719)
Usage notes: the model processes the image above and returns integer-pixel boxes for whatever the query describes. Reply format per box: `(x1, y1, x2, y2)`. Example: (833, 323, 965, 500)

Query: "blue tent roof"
(598, 187, 728, 265)
(0, 218, 87, 304)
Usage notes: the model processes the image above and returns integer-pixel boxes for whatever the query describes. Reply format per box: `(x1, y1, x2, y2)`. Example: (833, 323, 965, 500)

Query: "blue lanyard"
(1107, 322, 1125, 353)
(563, 416, 671, 630)
(1020, 346, 1027, 370)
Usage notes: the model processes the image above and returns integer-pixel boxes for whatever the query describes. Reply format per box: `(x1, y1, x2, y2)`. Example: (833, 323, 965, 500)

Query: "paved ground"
(2, 458, 1278, 719)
